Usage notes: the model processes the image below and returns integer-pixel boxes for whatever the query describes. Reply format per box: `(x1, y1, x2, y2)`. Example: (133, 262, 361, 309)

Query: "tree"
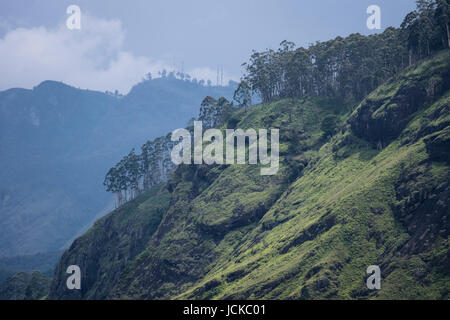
(321, 115, 339, 138)
(285, 47, 312, 98)
(104, 167, 122, 207)
(141, 141, 154, 191)
(402, 11, 420, 65)
(436, 0, 450, 48)
(239, 0, 445, 104)
(199, 96, 218, 128)
(115, 158, 128, 204)
(233, 80, 252, 108)
(216, 97, 234, 124)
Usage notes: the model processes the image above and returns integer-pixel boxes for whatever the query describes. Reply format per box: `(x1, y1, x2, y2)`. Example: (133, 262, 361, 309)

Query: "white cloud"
(0, 15, 236, 94)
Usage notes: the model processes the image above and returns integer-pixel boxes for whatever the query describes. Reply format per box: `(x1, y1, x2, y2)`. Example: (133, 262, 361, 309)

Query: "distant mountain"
(0, 251, 61, 284)
(0, 76, 236, 258)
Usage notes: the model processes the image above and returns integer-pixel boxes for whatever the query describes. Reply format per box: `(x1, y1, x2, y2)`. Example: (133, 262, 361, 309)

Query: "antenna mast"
(216, 65, 219, 86)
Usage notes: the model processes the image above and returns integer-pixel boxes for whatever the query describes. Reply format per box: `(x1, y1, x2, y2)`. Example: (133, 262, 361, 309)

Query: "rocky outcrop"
(425, 127, 450, 163)
(393, 164, 450, 255)
(350, 51, 450, 148)
(350, 85, 427, 148)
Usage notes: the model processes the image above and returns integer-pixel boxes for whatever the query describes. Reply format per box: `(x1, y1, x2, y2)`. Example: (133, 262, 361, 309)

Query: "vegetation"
(240, 0, 449, 104)
(103, 95, 238, 206)
(0, 271, 51, 300)
(50, 47, 450, 299)
(0, 73, 236, 257)
(103, 141, 175, 207)
(103, 0, 450, 208)
(46, 1, 449, 300)
(0, 251, 61, 284)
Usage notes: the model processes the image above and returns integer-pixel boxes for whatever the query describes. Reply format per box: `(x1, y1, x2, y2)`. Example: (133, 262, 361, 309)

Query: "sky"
(0, 0, 417, 94)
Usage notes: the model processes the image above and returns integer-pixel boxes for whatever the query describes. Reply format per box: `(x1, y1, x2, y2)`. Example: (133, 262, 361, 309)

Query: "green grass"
(48, 50, 450, 300)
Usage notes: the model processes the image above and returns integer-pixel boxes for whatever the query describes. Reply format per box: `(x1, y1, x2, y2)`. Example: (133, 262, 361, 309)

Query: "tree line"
(103, 135, 176, 207)
(103, 96, 238, 206)
(235, 0, 450, 104)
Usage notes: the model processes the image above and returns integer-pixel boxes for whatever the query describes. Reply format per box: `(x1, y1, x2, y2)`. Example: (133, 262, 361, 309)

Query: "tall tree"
(233, 80, 252, 108)
(199, 96, 218, 128)
(436, 0, 450, 48)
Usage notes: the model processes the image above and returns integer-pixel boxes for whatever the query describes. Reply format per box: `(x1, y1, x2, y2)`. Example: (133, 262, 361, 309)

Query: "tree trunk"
(409, 49, 413, 67)
(446, 23, 450, 48)
(116, 192, 123, 207)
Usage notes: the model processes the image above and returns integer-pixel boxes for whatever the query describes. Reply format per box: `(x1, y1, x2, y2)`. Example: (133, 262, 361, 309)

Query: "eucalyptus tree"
(199, 96, 218, 128)
(233, 80, 252, 108)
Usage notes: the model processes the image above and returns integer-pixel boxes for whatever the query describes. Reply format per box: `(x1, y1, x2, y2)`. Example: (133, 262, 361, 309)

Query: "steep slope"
(49, 50, 449, 299)
(0, 77, 235, 257)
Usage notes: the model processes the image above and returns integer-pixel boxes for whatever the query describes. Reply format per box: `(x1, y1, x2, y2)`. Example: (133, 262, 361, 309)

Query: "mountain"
(48, 50, 449, 299)
(0, 76, 236, 258)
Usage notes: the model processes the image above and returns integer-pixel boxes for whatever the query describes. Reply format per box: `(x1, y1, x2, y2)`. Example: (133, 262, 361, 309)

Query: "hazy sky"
(0, 0, 417, 93)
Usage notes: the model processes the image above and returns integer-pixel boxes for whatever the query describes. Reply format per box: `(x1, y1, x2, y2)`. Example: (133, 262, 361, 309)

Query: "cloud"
(0, 15, 236, 94)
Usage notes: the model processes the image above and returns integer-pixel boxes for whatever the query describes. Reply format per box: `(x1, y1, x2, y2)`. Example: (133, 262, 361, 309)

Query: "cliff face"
(350, 51, 450, 149)
(49, 51, 450, 300)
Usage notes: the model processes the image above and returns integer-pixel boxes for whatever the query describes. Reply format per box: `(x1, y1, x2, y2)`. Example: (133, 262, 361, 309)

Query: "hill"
(48, 50, 449, 299)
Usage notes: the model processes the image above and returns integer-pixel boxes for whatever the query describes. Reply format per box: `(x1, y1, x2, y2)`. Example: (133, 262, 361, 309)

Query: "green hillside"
(48, 50, 450, 300)
(0, 271, 51, 300)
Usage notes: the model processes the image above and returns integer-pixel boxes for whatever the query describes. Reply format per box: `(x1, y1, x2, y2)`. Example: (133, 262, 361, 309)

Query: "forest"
(241, 0, 450, 103)
(103, 0, 450, 206)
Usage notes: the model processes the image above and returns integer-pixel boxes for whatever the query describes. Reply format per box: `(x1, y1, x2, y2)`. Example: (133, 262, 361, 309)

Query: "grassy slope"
(49, 50, 450, 300)
(177, 50, 450, 300)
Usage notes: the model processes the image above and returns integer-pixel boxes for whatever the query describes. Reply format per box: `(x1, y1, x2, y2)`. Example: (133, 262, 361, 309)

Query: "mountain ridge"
(48, 50, 450, 299)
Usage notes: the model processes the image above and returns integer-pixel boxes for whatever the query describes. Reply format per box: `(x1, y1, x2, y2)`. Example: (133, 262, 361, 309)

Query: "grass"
(49, 50, 450, 300)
